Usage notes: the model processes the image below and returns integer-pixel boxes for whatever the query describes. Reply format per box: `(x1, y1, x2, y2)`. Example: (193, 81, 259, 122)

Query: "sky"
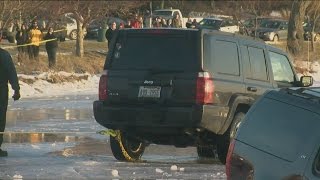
(7, 61, 320, 99)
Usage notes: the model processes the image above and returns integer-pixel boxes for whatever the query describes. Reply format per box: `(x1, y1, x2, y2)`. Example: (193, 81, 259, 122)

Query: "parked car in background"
(197, 17, 239, 33)
(85, 19, 104, 40)
(227, 87, 319, 180)
(85, 17, 125, 40)
(303, 21, 320, 41)
(55, 13, 87, 40)
(239, 17, 272, 36)
(251, 19, 288, 42)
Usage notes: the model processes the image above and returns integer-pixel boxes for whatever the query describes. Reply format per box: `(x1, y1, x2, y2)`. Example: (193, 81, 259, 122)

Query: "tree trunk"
(311, 25, 315, 52)
(160, 0, 164, 9)
(311, 15, 320, 52)
(210, 0, 215, 10)
(75, 21, 84, 57)
(287, 0, 311, 56)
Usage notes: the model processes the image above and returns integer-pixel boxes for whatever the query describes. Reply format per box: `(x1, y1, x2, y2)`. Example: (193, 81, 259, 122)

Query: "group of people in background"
(105, 14, 144, 48)
(105, 13, 199, 49)
(185, 17, 199, 29)
(15, 20, 58, 68)
(152, 13, 183, 28)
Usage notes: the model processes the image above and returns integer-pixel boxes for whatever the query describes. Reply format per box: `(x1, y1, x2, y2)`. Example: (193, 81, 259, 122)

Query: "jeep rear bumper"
(93, 101, 229, 134)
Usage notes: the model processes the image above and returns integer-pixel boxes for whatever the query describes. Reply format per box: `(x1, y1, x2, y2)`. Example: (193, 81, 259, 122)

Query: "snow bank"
(9, 72, 100, 98)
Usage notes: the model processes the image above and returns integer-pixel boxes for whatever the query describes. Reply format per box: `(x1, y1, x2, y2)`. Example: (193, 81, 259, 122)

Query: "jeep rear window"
(106, 31, 199, 71)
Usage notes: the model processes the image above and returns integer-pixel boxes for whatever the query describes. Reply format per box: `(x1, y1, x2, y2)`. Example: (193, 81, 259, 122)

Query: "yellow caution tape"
(1, 28, 67, 49)
(54, 29, 67, 33)
(1, 38, 58, 49)
(42, 29, 67, 34)
(0, 131, 98, 134)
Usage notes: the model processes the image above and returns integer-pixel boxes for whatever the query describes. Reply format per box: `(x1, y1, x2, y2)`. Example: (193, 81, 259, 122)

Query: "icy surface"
(1, 96, 226, 179)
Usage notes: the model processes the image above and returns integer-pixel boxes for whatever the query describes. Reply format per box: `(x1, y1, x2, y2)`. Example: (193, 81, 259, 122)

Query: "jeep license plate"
(138, 86, 161, 98)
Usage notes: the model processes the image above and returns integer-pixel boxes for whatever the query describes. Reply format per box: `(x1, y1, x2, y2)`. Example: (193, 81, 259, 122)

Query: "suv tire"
(110, 131, 146, 161)
(217, 112, 245, 164)
(197, 145, 215, 158)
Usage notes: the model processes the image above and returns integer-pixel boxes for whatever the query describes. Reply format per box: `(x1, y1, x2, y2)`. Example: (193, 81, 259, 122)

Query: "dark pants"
(17, 46, 27, 63)
(28, 45, 39, 60)
(46, 48, 57, 68)
(0, 86, 8, 148)
(17, 46, 26, 53)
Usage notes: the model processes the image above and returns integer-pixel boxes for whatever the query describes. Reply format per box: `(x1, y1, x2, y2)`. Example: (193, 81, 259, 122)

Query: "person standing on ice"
(0, 47, 20, 157)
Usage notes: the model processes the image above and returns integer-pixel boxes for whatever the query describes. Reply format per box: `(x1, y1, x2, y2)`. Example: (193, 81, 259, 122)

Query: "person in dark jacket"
(171, 13, 182, 28)
(44, 27, 58, 68)
(15, 24, 29, 63)
(0, 48, 20, 157)
(105, 22, 117, 49)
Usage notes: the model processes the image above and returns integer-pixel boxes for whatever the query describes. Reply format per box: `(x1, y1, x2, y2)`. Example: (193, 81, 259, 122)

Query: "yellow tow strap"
(98, 129, 138, 162)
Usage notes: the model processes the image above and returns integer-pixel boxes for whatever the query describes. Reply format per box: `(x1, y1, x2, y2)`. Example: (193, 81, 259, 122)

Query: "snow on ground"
(7, 60, 320, 99)
(295, 60, 320, 87)
(9, 72, 100, 98)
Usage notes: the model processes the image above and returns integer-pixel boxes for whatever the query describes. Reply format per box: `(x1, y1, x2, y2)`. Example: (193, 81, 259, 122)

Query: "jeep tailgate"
(104, 29, 201, 105)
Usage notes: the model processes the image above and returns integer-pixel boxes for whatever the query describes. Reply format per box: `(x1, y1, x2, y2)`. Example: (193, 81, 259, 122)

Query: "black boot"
(0, 149, 8, 157)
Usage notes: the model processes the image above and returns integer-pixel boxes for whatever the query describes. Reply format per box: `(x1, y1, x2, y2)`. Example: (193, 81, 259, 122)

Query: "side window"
(203, 36, 240, 76)
(248, 47, 268, 81)
(269, 52, 295, 84)
(212, 40, 240, 76)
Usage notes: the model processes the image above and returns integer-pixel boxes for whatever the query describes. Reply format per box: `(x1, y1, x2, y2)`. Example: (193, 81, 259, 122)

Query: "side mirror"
(300, 76, 313, 87)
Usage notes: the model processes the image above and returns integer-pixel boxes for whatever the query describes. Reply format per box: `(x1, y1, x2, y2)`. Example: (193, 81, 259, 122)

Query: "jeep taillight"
(196, 72, 214, 104)
(99, 70, 108, 100)
(226, 140, 235, 180)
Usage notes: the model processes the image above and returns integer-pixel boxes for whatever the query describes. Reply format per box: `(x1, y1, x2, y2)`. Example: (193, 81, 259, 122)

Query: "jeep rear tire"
(217, 112, 245, 164)
(197, 145, 215, 158)
(110, 131, 146, 161)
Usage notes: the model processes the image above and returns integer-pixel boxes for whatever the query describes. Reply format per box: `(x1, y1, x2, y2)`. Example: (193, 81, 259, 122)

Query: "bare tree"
(287, 0, 311, 56)
(47, 1, 117, 57)
(306, 1, 320, 51)
(49, 1, 146, 57)
(0, 1, 35, 31)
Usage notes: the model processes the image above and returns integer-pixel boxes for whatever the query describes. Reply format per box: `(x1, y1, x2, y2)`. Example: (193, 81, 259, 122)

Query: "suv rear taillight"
(226, 140, 235, 180)
(196, 72, 214, 104)
(99, 70, 108, 100)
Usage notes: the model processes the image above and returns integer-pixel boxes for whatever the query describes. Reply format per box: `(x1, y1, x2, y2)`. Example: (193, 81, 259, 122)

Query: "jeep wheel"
(110, 131, 146, 162)
(217, 112, 245, 164)
(197, 145, 215, 158)
(69, 30, 77, 40)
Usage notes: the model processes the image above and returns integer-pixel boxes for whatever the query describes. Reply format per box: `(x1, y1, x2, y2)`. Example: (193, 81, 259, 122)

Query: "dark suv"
(227, 87, 320, 180)
(93, 28, 312, 163)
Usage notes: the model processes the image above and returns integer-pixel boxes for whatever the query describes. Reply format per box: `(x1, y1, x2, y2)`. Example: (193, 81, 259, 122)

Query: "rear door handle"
(247, 87, 257, 92)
